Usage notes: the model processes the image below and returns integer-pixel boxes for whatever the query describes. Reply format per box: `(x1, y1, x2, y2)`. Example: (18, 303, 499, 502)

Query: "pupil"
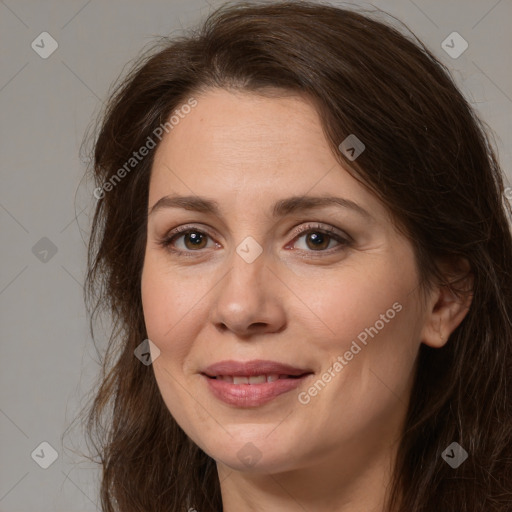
(308, 232, 328, 249)
(188, 233, 203, 245)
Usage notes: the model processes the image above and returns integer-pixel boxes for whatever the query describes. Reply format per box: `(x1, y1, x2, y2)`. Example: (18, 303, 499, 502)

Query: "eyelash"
(156, 223, 352, 259)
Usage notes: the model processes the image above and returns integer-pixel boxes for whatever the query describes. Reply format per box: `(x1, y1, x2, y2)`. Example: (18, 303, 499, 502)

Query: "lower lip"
(203, 374, 312, 407)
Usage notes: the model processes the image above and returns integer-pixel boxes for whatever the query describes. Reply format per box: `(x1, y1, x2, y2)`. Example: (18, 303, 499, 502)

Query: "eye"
(286, 223, 351, 256)
(156, 223, 351, 258)
(157, 225, 217, 255)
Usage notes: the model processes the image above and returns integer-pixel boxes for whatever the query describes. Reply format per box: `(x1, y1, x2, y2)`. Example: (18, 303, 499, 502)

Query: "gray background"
(1, 0, 511, 510)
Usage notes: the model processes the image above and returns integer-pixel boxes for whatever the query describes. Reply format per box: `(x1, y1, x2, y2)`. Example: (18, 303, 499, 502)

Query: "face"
(141, 88, 430, 476)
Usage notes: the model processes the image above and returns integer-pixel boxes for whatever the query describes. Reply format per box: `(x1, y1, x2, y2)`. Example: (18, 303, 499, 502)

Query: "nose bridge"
(209, 234, 286, 334)
(225, 234, 268, 299)
(224, 207, 269, 277)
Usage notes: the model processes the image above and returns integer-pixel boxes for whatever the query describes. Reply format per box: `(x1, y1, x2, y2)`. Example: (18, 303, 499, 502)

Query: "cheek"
(293, 272, 419, 452)
(297, 254, 421, 412)
(141, 264, 169, 338)
(141, 256, 192, 358)
(305, 262, 420, 400)
(141, 254, 218, 382)
(297, 261, 415, 349)
(140, 259, 201, 430)
(141, 250, 194, 331)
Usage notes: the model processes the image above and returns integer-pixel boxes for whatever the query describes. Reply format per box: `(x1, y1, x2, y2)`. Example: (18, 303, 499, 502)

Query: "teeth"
(248, 375, 266, 384)
(216, 374, 283, 384)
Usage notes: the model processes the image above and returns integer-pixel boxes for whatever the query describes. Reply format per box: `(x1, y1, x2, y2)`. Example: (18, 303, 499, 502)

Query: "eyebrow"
(148, 194, 372, 220)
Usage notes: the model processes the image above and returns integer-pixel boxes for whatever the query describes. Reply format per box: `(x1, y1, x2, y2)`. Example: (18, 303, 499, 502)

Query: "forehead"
(154, 88, 329, 175)
(148, 88, 388, 222)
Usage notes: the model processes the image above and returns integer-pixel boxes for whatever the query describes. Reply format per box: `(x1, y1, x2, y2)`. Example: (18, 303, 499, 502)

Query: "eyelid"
(288, 222, 352, 244)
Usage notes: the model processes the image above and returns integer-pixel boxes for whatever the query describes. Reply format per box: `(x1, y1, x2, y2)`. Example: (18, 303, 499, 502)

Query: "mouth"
(199, 360, 314, 407)
(201, 359, 313, 379)
(203, 373, 310, 384)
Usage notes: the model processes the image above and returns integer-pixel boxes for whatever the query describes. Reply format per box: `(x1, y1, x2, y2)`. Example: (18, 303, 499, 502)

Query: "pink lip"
(202, 359, 311, 377)
(203, 373, 312, 407)
(201, 359, 314, 407)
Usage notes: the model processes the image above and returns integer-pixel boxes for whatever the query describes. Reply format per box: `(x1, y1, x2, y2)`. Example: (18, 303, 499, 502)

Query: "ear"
(421, 256, 474, 348)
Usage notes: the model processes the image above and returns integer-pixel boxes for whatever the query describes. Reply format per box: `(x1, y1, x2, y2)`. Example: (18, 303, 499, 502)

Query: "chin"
(202, 434, 300, 473)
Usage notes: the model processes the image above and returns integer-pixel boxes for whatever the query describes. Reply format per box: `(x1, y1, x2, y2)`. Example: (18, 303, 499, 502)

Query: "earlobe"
(421, 258, 474, 349)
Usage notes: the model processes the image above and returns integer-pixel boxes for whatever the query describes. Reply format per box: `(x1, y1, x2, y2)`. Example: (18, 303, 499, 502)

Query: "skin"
(141, 88, 472, 511)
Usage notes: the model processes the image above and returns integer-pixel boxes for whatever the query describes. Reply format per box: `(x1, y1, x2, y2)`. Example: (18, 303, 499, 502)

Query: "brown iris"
(183, 231, 208, 250)
(305, 232, 330, 251)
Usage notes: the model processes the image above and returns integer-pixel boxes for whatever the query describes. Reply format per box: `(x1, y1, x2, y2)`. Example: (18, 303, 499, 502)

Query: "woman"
(79, 1, 512, 510)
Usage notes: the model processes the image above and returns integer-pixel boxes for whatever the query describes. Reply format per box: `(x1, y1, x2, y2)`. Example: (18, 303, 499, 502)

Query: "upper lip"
(202, 359, 313, 377)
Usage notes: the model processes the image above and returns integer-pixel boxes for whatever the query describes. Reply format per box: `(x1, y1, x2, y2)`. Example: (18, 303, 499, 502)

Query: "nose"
(209, 248, 287, 338)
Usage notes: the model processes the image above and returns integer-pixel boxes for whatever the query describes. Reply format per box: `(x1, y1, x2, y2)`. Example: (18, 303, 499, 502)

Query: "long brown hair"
(72, 1, 512, 510)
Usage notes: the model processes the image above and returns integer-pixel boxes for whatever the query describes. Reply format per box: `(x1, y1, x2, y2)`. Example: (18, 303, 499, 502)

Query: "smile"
(210, 374, 303, 384)
(202, 372, 313, 407)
